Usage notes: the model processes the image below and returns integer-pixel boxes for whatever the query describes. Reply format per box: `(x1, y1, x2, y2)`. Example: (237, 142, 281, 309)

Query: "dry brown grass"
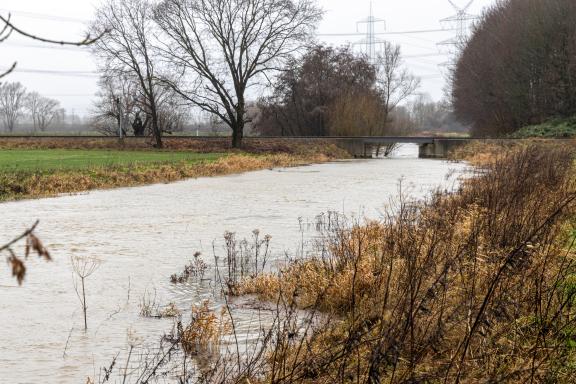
(180, 301, 231, 356)
(448, 138, 576, 166)
(235, 143, 576, 383)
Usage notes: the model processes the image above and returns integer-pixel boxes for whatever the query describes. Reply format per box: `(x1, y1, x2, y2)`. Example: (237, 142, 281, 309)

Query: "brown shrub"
(238, 143, 576, 383)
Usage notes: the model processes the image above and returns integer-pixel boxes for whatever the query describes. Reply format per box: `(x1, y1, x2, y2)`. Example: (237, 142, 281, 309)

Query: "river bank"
(217, 142, 576, 384)
(0, 142, 348, 201)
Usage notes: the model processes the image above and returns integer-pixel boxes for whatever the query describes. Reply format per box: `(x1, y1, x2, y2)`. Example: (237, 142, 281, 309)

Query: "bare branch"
(0, 220, 39, 254)
(0, 13, 107, 46)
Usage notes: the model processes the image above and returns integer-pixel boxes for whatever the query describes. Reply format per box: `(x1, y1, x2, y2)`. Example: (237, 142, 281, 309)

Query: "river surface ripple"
(0, 145, 468, 383)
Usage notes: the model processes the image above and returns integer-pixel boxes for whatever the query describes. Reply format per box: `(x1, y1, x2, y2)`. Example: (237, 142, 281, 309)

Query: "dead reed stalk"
(236, 143, 576, 383)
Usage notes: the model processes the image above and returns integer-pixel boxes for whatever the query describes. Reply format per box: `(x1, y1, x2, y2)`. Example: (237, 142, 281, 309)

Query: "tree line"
(452, 0, 576, 137)
(89, 0, 424, 147)
(89, 0, 322, 148)
(0, 82, 63, 132)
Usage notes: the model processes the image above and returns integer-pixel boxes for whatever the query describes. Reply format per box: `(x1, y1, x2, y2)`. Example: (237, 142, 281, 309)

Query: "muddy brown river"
(0, 145, 468, 383)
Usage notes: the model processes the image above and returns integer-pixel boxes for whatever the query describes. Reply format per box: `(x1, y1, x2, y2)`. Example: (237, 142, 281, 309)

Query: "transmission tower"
(438, 0, 477, 51)
(437, 0, 477, 70)
(355, 2, 386, 64)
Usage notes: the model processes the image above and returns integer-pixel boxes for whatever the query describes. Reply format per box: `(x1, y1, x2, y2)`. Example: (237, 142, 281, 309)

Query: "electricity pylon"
(439, 0, 477, 50)
(355, 1, 386, 64)
(438, 0, 477, 68)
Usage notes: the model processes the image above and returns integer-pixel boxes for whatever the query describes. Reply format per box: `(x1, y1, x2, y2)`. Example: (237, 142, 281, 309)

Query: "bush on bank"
(233, 143, 576, 383)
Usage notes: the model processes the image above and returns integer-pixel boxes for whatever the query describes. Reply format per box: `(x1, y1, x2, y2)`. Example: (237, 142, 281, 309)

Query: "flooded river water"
(0, 145, 468, 383)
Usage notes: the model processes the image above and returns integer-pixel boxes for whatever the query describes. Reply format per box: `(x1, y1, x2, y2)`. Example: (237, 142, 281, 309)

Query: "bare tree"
(0, 82, 27, 132)
(26, 92, 62, 132)
(91, 74, 140, 136)
(154, 0, 322, 148)
(375, 42, 420, 132)
(91, 73, 190, 136)
(256, 44, 378, 137)
(91, 0, 164, 147)
(255, 43, 418, 137)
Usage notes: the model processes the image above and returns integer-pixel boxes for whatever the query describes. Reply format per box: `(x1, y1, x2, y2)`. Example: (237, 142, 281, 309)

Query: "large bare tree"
(375, 42, 420, 131)
(0, 82, 27, 132)
(154, 0, 322, 147)
(91, 0, 164, 147)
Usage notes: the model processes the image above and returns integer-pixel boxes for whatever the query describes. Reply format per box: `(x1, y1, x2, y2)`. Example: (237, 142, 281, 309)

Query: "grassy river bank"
(0, 139, 348, 201)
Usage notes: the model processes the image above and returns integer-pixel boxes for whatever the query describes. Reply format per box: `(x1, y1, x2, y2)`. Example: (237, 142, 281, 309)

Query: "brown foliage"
(453, 0, 576, 136)
(1, 221, 51, 285)
(239, 144, 576, 383)
(256, 43, 418, 137)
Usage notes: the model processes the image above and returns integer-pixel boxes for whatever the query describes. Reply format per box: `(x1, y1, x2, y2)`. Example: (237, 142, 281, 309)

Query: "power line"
(0, 67, 98, 78)
(3, 41, 91, 52)
(404, 53, 447, 59)
(44, 94, 97, 97)
(0, 8, 88, 23)
(317, 28, 456, 37)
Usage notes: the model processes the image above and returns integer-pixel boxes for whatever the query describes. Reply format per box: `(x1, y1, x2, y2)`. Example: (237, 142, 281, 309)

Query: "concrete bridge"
(318, 136, 472, 158)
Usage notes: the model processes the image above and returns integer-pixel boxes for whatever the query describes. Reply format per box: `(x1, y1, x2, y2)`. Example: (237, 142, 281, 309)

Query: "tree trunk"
(232, 102, 245, 148)
(232, 123, 244, 148)
(150, 105, 163, 149)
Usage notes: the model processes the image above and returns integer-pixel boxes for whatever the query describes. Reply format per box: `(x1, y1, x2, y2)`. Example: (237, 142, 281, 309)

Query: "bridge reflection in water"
(320, 137, 473, 159)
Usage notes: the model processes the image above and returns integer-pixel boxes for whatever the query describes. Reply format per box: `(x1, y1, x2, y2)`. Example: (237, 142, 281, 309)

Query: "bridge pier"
(419, 142, 442, 158)
(418, 139, 470, 159)
(334, 139, 373, 158)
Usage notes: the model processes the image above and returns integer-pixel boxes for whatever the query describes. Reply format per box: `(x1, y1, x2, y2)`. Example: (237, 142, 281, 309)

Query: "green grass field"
(0, 149, 224, 172)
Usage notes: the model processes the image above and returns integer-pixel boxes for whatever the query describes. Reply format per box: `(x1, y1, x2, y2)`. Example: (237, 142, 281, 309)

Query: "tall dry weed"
(237, 144, 576, 383)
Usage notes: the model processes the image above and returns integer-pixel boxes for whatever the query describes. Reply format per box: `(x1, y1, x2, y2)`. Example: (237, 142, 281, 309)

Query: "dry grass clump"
(237, 144, 576, 383)
(0, 151, 342, 201)
(171, 252, 208, 283)
(179, 301, 231, 356)
(448, 139, 519, 165)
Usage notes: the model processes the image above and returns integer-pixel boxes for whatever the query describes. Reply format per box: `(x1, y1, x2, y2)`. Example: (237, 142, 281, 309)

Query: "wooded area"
(452, 0, 576, 136)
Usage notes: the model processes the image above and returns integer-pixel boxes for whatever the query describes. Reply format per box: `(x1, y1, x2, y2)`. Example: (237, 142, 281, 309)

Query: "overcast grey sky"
(0, 0, 496, 116)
